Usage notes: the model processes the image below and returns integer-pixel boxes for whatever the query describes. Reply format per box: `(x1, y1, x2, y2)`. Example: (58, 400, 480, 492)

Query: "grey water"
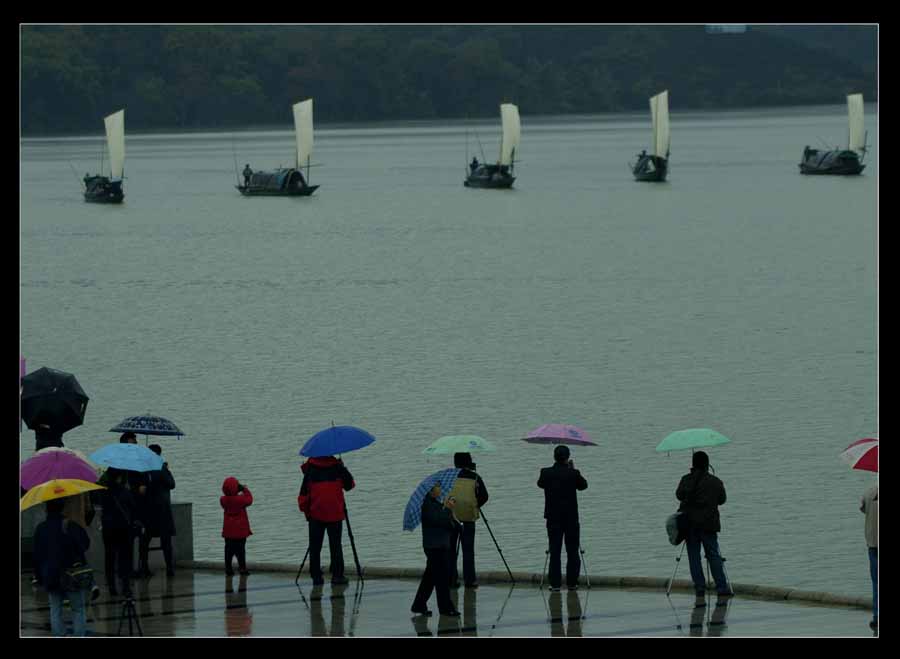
(20, 105, 877, 598)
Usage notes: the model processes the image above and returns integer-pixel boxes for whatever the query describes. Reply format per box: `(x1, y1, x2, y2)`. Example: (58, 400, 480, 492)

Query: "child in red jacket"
(221, 477, 253, 575)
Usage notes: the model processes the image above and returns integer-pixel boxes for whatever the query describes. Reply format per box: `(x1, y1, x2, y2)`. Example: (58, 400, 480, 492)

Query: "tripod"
(116, 595, 143, 636)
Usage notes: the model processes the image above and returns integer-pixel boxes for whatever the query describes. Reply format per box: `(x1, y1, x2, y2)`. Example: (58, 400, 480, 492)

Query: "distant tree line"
(21, 25, 877, 135)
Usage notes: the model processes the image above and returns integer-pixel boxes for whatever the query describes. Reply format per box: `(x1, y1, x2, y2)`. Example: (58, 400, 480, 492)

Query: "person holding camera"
(99, 467, 140, 597)
(221, 477, 253, 575)
(538, 445, 588, 592)
(446, 452, 489, 589)
(137, 444, 177, 578)
(411, 483, 461, 617)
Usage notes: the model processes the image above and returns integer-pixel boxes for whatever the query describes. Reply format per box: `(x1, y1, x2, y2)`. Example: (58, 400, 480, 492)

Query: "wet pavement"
(20, 569, 875, 637)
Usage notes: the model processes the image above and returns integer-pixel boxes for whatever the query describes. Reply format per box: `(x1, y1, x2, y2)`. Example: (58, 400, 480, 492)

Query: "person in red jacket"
(221, 477, 253, 576)
(297, 456, 355, 585)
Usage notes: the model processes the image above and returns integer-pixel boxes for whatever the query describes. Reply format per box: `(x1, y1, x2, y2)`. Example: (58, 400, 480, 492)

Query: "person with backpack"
(33, 498, 93, 636)
(446, 452, 489, 588)
(676, 451, 732, 607)
(297, 455, 355, 585)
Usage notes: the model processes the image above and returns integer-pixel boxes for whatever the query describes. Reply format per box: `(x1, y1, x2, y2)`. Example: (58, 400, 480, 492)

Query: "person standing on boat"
(242, 164, 253, 187)
(470, 157, 479, 174)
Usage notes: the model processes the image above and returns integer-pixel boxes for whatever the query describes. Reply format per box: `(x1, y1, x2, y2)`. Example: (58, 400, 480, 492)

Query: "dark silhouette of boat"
(465, 103, 520, 189)
(84, 110, 125, 204)
(237, 99, 319, 196)
(632, 91, 670, 182)
(799, 94, 868, 176)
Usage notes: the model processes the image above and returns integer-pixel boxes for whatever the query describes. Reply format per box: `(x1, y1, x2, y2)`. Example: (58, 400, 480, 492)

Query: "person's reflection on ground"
(411, 614, 432, 636)
(461, 587, 478, 636)
(224, 574, 252, 636)
(330, 583, 348, 636)
(707, 601, 729, 636)
(689, 606, 706, 636)
(566, 590, 583, 637)
(549, 591, 565, 636)
(135, 577, 151, 619)
(310, 584, 327, 636)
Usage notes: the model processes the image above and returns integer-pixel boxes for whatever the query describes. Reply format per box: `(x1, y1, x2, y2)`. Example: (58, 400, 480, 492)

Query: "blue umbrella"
(403, 468, 461, 531)
(299, 425, 375, 458)
(110, 415, 184, 438)
(88, 443, 164, 472)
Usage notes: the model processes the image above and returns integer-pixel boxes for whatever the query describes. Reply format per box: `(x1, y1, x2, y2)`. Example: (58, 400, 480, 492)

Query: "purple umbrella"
(521, 424, 598, 446)
(20, 447, 98, 491)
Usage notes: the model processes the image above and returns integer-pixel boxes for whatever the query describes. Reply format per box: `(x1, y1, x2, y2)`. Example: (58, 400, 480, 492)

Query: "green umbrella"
(422, 435, 496, 455)
(655, 428, 731, 453)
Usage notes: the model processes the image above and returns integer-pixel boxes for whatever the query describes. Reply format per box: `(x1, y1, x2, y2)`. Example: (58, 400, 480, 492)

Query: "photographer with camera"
(221, 477, 253, 575)
(538, 446, 588, 592)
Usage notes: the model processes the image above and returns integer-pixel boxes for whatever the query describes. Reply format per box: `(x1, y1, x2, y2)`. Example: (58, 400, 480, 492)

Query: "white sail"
(650, 91, 670, 158)
(104, 110, 125, 180)
(847, 93, 865, 152)
(293, 99, 314, 170)
(499, 103, 521, 166)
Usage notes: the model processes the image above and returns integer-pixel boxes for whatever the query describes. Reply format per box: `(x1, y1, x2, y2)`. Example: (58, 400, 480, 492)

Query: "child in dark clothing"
(220, 477, 253, 575)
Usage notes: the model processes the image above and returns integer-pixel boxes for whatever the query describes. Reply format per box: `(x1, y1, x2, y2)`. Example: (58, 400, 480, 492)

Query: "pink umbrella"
(522, 424, 598, 446)
(840, 437, 878, 473)
(20, 447, 99, 491)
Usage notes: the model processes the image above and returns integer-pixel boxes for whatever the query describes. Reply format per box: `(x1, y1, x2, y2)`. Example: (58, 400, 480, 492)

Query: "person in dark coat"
(221, 476, 253, 575)
(411, 483, 461, 617)
(298, 456, 355, 585)
(243, 164, 253, 187)
(137, 444, 177, 577)
(34, 423, 64, 451)
(447, 452, 489, 588)
(676, 450, 732, 606)
(99, 467, 139, 597)
(33, 498, 92, 636)
(538, 445, 588, 591)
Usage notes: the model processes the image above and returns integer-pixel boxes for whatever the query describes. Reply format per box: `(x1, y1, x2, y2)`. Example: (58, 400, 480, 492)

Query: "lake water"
(20, 105, 878, 598)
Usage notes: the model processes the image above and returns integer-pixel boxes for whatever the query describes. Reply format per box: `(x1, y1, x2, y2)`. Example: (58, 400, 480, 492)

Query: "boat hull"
(464, 164, 515, 189)
(236, 185, 319, 196)
(632, 155, 668, 182)
(799, 148, 865, 175)
(83, 177, 124, 203)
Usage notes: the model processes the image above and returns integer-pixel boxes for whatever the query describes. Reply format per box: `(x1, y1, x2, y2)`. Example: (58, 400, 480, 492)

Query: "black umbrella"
(20, 367, 89, 435)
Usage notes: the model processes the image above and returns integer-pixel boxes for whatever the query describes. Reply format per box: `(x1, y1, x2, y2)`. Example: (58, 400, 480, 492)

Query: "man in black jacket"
(447, 452, 489, 588)
(411, 484, 461, 617)
(538, 445, 588, 591)
(137, 444, 177, 578)
(676, 451, 731, 606)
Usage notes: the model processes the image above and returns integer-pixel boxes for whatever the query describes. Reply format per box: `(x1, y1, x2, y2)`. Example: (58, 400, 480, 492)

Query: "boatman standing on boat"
(470, 157, 479, 174)
(243, 164, 253, 187)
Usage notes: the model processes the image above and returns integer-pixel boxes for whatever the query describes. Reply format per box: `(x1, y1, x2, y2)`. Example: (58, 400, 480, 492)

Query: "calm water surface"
(20, 105, 878, 597)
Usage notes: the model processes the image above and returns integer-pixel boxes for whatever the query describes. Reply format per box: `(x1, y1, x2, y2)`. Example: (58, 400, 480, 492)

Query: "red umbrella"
(840, 437, 878, 473)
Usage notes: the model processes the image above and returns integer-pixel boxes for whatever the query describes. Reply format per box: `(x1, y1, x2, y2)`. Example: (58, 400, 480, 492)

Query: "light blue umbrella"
(403, 468, 461, 531)
(88, 443, 164, 472)
(422, 435, 496, 455)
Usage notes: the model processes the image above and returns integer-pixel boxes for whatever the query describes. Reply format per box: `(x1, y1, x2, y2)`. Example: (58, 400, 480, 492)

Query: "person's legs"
(138, 532, 152, 574)
(308, 519, 327, 584)
(326, 521, 345, 581)
(461, 521, 476, 585)
(115, 530, 133, 595)
(699, 532, 730, 594)
(102, 528, 117, 593)
(685, 529, 706, 596)
(431, 548, 455, 614)
(69, 588, 88, 636)
(236, 538, 248, 572)
(547, 522, 564, 588)
(563, 521, 581, 587)
(161, 534, 174, 573)
(448, 523, 461, 586)
(48, 590, 66, 636)
(225, 539, 236, 574)
(869, 547, 878, 621)
(412, 549, 435, 612)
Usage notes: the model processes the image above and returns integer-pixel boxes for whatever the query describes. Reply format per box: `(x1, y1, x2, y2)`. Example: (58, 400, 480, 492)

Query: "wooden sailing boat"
(799, 94, 868, 175)
(632, 91, 670, 182)
(84, 109, 125, 203)
(237, 99, 319, 196)
(465, 103, 520, 189)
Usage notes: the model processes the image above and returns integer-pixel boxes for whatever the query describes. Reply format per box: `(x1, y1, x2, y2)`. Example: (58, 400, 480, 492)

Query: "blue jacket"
(33, 511, 90, 592)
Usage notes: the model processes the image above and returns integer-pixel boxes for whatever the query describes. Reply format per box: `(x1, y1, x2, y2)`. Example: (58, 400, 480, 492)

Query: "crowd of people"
(29, 438, 878, 635)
